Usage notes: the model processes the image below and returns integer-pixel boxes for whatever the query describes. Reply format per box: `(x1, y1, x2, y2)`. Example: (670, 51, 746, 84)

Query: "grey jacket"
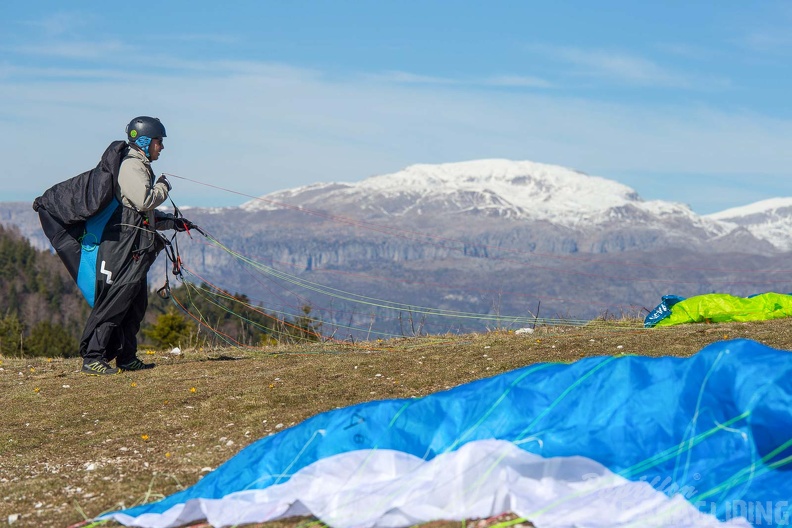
(116, 146, 169, 212)
(115, 145, 184, 232)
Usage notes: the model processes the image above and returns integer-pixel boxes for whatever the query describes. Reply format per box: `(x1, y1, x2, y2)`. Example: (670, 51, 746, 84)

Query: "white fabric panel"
(109, 439, 750, 528)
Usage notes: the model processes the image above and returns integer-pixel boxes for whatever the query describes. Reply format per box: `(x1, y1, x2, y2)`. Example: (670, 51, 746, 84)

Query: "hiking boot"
(81, 358, 120, 376)
(117, 358, 155, 371)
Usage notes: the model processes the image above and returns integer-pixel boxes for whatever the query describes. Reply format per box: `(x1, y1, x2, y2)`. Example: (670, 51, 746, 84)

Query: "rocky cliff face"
(165, 206, 788, 338)
(0, 202, 50, 250)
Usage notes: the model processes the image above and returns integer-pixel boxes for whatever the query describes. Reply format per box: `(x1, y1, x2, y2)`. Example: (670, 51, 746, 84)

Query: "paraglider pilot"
(33, 116, 195, 375)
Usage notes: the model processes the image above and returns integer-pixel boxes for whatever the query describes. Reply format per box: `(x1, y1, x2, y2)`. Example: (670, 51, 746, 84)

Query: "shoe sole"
(81, 370, 119, 376)
(118, 365, 155, 372)
(81, 361, 120, 375)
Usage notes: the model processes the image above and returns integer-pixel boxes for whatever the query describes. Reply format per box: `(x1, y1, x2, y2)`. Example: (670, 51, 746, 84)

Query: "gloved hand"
(156, 174, 172, 191)
(173, 218, 195, 232)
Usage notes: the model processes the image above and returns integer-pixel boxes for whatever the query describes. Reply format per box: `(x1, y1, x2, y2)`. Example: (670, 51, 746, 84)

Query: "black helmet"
(125, 116, 167, 142)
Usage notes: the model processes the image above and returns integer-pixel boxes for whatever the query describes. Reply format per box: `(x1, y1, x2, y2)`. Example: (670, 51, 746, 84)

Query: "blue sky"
(2, 1, 792, 213)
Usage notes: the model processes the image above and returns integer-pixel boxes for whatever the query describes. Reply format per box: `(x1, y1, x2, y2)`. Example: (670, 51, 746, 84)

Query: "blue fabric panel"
(76, 199, 119, 307)
(113, 339, 792, 525)
(644, 294, 686, 327)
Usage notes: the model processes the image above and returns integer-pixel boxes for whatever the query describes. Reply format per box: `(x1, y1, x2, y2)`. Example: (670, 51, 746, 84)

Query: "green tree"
(0, 226, 88, 357)
(0, 312, 23, 356)
(145, 284, 282, 347)
(282, 305, 322, 343)
(25, 321, 79, 358)
(144, 309, 193, 348)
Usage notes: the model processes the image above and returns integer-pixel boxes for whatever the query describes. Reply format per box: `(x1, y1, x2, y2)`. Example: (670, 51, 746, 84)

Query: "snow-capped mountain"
(242, 159, 644, 222)
(707, 198, 792, 252)
(6, 158, 789, 252)
(242, 159, 738, 238)
(243, 159, 638, 216)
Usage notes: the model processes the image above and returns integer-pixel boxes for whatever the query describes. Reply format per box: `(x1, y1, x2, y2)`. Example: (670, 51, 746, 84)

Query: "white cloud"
(10, 39, 135, 60)
(157, 33, 241, 45)
(362, 71, 553, 89)
(20, 11, 99, 38)
(482, 75, 553, 89)
(740, 30, 792, 54)
(525, 44, 731, 90)
(364, 71, 460, 85)
(653, 42, 721, 61)
(735, 2, 792, 54)
(0, 64, 134, 81)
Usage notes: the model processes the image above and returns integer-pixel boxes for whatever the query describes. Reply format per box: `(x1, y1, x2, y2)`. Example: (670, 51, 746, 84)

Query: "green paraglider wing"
(654, 292, 792, 327)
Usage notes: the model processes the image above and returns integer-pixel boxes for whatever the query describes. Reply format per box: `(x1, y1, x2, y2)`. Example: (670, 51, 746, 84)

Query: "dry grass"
(3, 318, 792, 528)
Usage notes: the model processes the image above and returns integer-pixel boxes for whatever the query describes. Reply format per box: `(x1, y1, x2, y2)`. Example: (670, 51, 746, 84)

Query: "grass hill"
(2, 318, 791, 527)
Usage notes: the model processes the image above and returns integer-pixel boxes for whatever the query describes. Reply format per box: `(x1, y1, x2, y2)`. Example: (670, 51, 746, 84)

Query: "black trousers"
(80, 280, 148, 363)
(39, 204, 160, 363)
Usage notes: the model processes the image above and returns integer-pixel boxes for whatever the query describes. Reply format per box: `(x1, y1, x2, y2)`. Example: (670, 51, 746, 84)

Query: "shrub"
(26, 321, 79, 358)
(144, 309, 193, 349)
(0, 311, 23, 356)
